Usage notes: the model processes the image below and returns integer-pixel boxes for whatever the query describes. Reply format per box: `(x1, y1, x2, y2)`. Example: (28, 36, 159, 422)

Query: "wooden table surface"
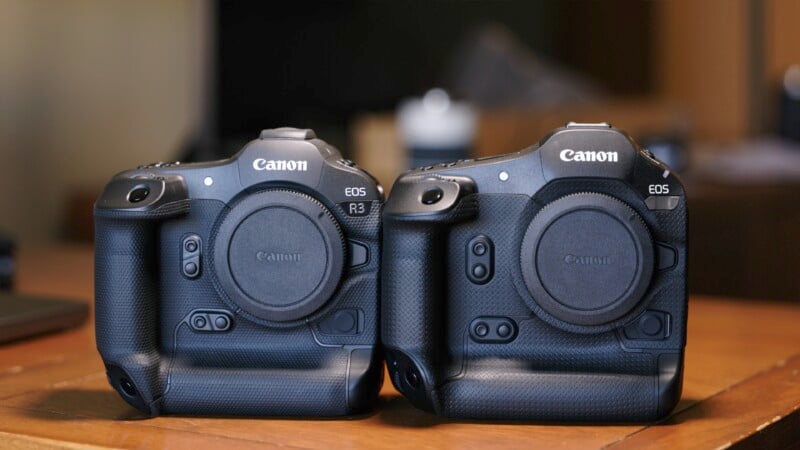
(1, 246, 799, 449)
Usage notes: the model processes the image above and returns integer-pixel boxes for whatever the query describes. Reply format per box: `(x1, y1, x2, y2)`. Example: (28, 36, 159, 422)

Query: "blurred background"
(1, 0, 799, 302)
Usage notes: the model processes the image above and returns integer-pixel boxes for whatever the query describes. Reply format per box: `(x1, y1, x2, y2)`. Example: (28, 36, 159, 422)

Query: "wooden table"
(1, 246, 799, 449)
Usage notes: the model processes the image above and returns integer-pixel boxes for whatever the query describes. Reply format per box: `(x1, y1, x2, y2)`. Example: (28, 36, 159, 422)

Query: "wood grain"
(1, 245, 799, 449)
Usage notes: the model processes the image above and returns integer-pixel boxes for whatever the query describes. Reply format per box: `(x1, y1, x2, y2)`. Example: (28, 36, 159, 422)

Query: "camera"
(382, 122, 687, 421)
(95, 128, 384, 416)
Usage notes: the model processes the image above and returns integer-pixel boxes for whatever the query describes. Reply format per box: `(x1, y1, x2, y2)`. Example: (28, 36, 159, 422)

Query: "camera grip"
(161, 347, 380, 416)
(94, 215, 164, 414)
(382, 179, 477, 411)
(94, 175, 189, 414)
(440, 353, 683, 421)
(382, 221, 446, 378)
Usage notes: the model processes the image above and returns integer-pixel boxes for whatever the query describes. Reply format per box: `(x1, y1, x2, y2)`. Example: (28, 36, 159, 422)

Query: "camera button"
(474, 322, 489, 337)
(640, 314, 663, 336)
(192, 316, 207, 329)
(189, 310, 233, 332)
(317, 308, 361, 335)
(184, 262, 198, 276)
(213, 315, 230, 330)
(420, 187, 444, 205)
(470, 317, 517, 343)
(466, 235, 494, 284)
(127, 186, 150, 203)
(623, 310, 671, 340)
(496, 323, 512, 338)
(181, 235, 202, 279)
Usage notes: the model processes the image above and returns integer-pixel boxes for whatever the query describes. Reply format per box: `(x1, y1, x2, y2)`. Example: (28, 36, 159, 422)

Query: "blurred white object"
(397, 88, 477, 162)
(693, 138, 800, 184)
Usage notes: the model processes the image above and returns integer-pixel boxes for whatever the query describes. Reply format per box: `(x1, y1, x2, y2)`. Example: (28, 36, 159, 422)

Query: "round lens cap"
(520, 193, 654, 326)
(214, 190, 344, 323)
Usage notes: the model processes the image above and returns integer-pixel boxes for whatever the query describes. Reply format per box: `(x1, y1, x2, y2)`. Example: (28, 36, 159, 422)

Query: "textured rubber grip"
(382, 220, 446, 382)
(382, 195, 477, 412)
(162, 356, 353, 416)
(439, 369, 659, 421)
(94, 214, 164, 414)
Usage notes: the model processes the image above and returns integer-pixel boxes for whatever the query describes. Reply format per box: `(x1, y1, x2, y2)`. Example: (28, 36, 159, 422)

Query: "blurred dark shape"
(177, 0, 652, 163)
(444, 25, 606, 108)
(639, 134, 689, 173)
(397, 89, 476, 168)
(0, 232, 14, 290)
(779, 65, 800, 142)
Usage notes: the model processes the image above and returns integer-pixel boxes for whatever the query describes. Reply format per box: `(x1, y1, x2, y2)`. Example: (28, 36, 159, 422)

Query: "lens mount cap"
(213, 190, 344, 323)
(520, 192, 654, 327)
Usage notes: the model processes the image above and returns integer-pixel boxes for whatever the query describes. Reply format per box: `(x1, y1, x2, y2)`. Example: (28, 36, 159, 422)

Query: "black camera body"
(382, 123, 687, 421)
(95, 128, 384, 416)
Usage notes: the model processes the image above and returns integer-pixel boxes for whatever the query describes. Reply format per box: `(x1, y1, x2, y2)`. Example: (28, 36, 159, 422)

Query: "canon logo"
(559, 149, 618, 162)
(564, 254, 614, 266)
(252, 159, 308, 172)
(256, 251, 301, 263)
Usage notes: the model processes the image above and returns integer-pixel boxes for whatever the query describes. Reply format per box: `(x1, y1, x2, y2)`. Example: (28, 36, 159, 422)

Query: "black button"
(640, 314, 663, 336)
(497, 323, 511, 337)
(623, 310, 671, 340)
(127, 187, 150, 203)
(472, 264, 487, 278)
(193, 316, 206, 329)
(472, 242, 487, 256)
(421, 187, 444, 205)
(214, 316, 229, 330)
(185, 240, 198, 253)
(184, 262, 198, 276)
(470, 317, 517, 343)
(317, 308, 361, 335)
(331, 310, 356, 333)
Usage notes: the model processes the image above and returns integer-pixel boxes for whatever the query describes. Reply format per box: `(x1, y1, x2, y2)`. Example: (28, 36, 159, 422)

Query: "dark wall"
(216, 0, 652, 145)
